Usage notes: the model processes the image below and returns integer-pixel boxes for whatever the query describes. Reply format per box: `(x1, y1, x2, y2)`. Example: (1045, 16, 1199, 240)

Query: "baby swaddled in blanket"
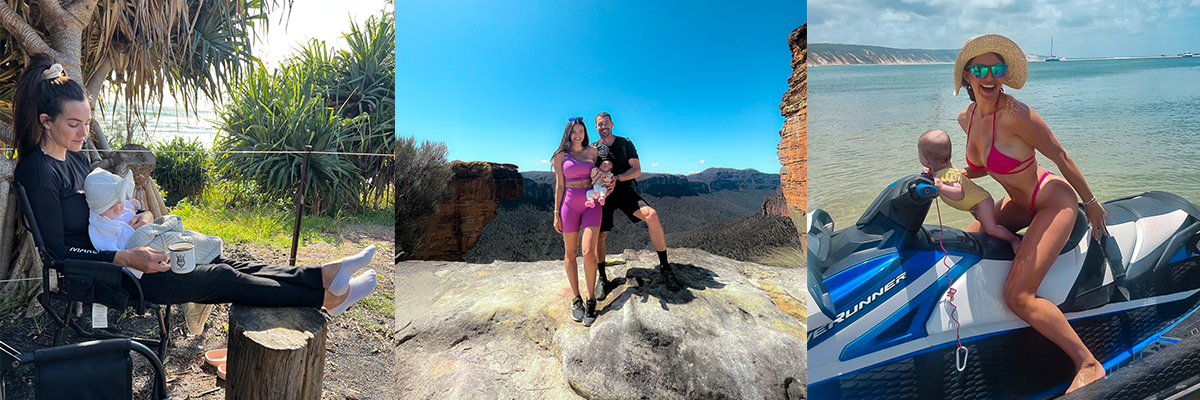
(85, 168, 222, 277)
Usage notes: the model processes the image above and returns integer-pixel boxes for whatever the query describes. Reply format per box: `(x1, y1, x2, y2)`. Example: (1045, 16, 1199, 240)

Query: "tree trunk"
(0, 157, 17, 281)
(0, 230, 40, 300)
(121, 144, 169, 217)
(0, 121, 13, 147)
(226, 306, 327, 400)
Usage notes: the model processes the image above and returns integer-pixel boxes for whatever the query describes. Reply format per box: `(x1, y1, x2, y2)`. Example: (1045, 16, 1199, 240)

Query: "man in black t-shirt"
(591, 112, 681, 300)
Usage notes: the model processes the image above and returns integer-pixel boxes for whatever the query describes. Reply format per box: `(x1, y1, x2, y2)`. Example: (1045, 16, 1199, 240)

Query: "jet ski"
(808, 174, 1200, 399)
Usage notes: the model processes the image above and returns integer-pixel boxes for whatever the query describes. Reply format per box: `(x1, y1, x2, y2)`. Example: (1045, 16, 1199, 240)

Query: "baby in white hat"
(85, 168, 142, 253)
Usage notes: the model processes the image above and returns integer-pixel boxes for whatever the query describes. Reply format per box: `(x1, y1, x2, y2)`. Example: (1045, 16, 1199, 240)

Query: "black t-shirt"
(14, 150, 115, 263)
(592, 135, 639, 188)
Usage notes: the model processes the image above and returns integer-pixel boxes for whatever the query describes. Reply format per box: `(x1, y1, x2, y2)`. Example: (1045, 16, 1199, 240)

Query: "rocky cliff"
(395, 248, 806, 399)
(778, 25, 807, 234)
(763, 187, 789, 217)
(808, 43, 958, 65)
(409, 161, 523, 261)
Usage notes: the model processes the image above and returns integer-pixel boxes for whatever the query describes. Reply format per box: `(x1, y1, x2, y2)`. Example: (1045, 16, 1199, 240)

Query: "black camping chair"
(0, 338, 168, 400)
(13, 182, 170, 360)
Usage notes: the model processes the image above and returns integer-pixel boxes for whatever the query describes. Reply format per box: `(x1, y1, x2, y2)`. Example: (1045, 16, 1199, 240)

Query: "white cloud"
(881, 10, 911, 21)
(651, 163, 659, 167)
(540, 159, 548, 163)
(698, 159, 706, 164)
(809, 0, 1200, 57)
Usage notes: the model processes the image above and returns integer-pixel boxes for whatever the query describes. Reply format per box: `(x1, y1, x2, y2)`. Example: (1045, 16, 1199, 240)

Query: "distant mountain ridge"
(810, 43, 1050, 65)
(809, 43, 959, 65)
(522, 168, 779, 199)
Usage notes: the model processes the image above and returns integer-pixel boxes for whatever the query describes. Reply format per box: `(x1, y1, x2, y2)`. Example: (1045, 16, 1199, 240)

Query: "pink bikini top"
(562, 152, 593, 182)
(965, 94, 1035, 175)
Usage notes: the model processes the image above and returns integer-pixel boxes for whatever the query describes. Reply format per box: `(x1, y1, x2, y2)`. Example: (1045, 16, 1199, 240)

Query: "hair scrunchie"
(42, 63, 65, 80)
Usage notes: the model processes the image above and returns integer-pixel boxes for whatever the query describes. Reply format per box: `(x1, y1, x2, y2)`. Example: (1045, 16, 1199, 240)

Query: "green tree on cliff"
(396, 136, 451, 259)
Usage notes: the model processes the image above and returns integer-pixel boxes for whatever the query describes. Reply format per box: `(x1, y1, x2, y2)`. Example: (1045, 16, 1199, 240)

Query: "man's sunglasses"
(966, 63, 1008, 79)
(568, 117, 583, 123)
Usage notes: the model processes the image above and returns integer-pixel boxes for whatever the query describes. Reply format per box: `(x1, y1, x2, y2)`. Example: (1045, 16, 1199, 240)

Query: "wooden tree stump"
(227, 306, 327, 400)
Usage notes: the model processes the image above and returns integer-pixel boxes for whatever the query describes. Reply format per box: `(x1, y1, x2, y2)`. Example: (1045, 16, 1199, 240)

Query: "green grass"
(169, 172, 394, 248)
(755, 247, 805, 269)
(171, 200, 332, 248)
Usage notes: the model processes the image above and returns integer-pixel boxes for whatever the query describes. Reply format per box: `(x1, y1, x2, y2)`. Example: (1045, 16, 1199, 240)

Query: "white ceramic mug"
(168, 242, 196, 274)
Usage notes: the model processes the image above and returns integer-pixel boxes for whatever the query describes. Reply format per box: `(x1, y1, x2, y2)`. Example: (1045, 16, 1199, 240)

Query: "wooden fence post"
(289, 145, 313, 266)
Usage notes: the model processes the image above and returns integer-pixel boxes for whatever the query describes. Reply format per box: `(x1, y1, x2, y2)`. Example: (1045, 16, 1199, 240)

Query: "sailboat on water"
(1046, 36, 1061, 61)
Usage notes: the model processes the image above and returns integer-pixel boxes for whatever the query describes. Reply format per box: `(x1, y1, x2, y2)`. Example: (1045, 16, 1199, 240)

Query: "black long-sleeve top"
(14, 150, 117, 263)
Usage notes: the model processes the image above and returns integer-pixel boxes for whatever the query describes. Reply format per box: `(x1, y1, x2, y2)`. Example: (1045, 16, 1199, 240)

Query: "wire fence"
(0, 145, 394, 267)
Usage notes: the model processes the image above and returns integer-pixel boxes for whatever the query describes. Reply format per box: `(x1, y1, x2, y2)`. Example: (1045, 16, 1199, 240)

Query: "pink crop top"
(562, 152, 593, 182)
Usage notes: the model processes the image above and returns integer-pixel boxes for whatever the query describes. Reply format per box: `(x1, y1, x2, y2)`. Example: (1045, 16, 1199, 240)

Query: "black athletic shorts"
(600, 182, 649, 232)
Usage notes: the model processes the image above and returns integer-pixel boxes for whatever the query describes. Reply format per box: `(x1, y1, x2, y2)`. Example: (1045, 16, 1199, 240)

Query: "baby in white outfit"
(85, 168, 141, 253)
(586, 160, 615, 208)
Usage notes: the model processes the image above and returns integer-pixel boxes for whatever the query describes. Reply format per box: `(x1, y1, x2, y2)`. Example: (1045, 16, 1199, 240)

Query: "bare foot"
(1065, 360, 1105, 393)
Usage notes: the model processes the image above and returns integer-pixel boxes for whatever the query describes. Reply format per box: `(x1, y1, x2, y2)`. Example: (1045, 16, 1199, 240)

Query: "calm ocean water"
(810, 57, 1200, 229)
(98, 106, 220, 148)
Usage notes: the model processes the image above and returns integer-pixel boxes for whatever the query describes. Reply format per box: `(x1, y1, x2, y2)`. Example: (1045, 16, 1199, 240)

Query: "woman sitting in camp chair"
(11, 54, 376, 316)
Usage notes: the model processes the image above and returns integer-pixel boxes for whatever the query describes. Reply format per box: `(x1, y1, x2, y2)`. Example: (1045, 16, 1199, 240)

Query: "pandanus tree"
(0, 0, 286, 154)
(0, 0, 287, 301)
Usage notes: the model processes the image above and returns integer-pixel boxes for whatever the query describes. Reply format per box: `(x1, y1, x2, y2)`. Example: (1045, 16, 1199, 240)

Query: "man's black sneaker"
(594, 278, 609, 301)
(582, 299, 597, 327)
(571, 296, 585, 322)
(661, 264, 682, 291)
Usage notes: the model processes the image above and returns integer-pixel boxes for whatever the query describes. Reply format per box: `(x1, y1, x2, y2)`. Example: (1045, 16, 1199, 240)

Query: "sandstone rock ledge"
(395, 248, 806, 400)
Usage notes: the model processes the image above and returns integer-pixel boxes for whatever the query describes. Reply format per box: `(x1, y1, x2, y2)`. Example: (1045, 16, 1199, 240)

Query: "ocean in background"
(810, 57, 1200, 229)
(98, 104, 220, 148)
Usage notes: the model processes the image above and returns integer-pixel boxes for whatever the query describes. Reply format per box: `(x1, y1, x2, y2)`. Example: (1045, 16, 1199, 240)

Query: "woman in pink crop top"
(552, 117, 605, 327)
(955, 34, 1108, 393)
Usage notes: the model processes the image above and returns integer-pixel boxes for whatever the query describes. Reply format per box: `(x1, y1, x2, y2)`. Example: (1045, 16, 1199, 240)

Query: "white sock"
(327, 269, 377, 317)
(329, 245, 376, 296)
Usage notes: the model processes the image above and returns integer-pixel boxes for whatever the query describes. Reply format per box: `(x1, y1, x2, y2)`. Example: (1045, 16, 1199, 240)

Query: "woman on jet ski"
(954, 34, 1108, 393)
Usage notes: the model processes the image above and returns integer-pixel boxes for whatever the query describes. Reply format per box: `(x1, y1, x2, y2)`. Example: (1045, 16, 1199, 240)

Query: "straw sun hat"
(954, 34, 1028, 97)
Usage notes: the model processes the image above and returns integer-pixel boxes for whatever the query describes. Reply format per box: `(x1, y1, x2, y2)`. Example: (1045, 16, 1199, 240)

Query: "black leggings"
(128, 256, 325, 307)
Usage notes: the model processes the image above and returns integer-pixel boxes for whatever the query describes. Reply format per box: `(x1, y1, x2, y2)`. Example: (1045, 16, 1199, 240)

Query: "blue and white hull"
(808, 174, 1200, 399)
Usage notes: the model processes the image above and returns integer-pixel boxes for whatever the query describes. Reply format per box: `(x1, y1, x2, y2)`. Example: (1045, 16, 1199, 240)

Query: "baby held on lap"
(84, 168, 223, 275)
(918, 129, 1022, 253)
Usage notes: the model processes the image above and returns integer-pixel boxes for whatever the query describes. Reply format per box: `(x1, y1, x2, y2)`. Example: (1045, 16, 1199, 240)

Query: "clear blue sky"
(397, 1, 805, 175)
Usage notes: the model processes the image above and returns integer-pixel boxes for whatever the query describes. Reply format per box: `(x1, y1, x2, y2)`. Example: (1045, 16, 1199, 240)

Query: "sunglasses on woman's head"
(967, 63, 1008, 79)
(568, 117, 583, 122)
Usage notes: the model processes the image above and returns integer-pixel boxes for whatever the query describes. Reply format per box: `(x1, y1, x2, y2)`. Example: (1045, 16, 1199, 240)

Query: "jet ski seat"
(1058, 206, 1090, 255)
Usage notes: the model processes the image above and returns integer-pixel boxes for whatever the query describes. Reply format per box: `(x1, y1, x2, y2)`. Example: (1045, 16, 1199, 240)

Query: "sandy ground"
(0, 223, 395, 399)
